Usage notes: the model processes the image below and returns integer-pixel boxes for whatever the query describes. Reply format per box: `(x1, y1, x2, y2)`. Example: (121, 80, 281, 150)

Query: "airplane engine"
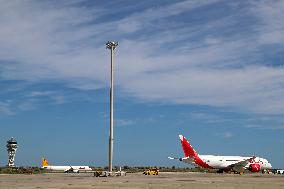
(249, 163, 261, 172)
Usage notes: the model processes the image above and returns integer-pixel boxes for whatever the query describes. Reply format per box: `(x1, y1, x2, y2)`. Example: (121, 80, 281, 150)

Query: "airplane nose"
(268, 163, 272, 169)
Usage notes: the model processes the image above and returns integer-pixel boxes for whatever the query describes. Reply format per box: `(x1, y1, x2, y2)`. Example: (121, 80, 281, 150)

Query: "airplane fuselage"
(42, 165, 92, 172)
(170, 135, 272, 173)
(182, 155, 272, 170)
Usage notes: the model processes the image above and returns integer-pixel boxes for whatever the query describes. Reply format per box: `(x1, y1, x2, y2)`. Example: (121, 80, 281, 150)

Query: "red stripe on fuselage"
(194, 156, 212, 168)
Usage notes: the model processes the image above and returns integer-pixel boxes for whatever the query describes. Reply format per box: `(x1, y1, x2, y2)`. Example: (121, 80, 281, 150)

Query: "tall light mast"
(106, 41, 118, 173)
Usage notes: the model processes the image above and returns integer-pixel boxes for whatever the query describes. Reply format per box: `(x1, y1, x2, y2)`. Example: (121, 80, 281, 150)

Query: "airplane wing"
(227, 156, 255, 172)
(168, 156, 180, 160)
(64, 166, 75, 173)
(168, 156, 196, 165)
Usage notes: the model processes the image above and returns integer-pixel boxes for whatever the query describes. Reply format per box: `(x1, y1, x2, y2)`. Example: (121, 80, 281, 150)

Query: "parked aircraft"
(41, 158, 92, 173)
(169, 135, 272, 173)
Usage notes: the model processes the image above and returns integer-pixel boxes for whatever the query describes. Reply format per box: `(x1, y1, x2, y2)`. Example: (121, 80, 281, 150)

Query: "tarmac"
(0, 172, 283, 189)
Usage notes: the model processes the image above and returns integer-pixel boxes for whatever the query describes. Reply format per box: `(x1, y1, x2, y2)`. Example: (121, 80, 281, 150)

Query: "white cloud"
(17, 101, 37, 111)
(223, 132, 233, 139)
(186, 112, 232, 124)
(115, 119, 135, 127)
(250, 0, 284, 44)
(215, 132, 233, 139)
(246, 124, 284, 130)
(51, 95, 65, 105)
(0, 0, 107, 84)
(29, 91, 55, 97)
(116, 0, 221, 33)
(0, 101, 13, 115)
(122, 66, 284, 114)
(0, 0, 284, 115)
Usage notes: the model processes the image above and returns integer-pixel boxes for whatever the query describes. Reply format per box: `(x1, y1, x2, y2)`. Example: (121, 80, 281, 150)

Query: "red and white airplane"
(169, 135, 272, 173)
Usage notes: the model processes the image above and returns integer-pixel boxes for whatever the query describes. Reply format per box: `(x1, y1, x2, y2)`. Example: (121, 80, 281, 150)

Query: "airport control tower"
(6, 137, 18, 167)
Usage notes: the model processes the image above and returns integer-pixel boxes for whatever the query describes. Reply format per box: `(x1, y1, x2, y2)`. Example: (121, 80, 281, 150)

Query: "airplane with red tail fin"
(168, 135, 272, 173)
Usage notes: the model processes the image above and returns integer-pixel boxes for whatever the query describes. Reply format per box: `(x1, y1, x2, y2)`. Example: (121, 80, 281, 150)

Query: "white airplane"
(41, 158, 92, 173)
(169, 135, 272, 173)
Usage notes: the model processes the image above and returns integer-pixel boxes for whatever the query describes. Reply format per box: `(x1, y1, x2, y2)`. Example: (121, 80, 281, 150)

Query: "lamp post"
(106, 41, 118, 173)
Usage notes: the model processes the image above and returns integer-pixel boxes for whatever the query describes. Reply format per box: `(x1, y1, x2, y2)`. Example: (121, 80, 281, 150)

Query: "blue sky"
(0, 0, 284, 168)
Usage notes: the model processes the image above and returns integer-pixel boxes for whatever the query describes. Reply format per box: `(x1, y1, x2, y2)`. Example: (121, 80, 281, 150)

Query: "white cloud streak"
(250, 0, 284, 45)
(215, 131, 233, 139)
(0, 0, 284, 115)
(115, 119, 135, 127)
(0, 101, 13, 115)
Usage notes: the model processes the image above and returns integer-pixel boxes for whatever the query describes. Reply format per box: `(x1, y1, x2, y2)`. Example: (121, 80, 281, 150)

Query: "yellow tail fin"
(42, 158, 49, 166)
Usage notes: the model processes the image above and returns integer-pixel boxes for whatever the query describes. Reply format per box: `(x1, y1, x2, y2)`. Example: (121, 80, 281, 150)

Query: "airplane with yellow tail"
(41, 158, 92, 173)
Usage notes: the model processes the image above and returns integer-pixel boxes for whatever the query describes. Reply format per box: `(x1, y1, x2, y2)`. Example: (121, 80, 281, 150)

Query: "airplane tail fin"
(42, 158, 49, 167)
(179, 135, 198, 158)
